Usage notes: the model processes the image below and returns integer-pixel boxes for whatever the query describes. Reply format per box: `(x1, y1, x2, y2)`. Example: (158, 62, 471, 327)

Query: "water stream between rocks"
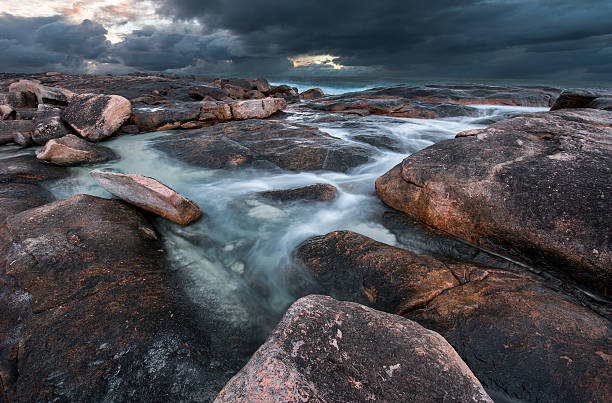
(40, 104, 548, 373)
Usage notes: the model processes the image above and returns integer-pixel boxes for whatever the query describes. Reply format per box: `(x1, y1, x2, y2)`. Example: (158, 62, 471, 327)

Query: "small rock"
(258, 183, 339, 202)
(13, 131, 35, 147)
(8, 79, 75, 106)
(0, 105, 16, 120)
(37, 134, 117, 166)
(200, 102, 233, 122)
(188, 86, 229, 101)
(215, 295, 492, 403)
(254, 77, 271, 94)
(300, 88, 325, 100)
(32, 106, 70, 145)
(550, 89, 610, 111)
(223, 84, 247, 99)
(63, 94, 132, 141)
(0, 120, 34, 145)
(588, 97, 612, 111)
(90, 170, 202, 225)
(245, 90, 265, 99)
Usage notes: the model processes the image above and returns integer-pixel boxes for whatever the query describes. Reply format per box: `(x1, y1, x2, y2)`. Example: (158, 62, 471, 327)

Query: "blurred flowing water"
(43, 104, 548, 364)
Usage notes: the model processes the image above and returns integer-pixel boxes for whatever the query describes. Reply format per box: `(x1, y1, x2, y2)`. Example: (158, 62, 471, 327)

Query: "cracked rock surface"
(292, 231, 612, 403)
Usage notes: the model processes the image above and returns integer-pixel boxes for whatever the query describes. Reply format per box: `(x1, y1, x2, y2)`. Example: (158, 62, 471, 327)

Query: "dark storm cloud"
(0, 13, 110, 72)
(0, 1, 610, 82)
(153, 0, 612, 81)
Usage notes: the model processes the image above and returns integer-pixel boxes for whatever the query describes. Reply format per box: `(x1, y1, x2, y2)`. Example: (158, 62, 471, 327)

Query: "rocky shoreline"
(0, 73, 610, 402)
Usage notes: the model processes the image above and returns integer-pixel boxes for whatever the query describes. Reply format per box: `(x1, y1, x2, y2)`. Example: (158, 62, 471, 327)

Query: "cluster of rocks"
(298, 84, 562, 118)
(1, 73, 611, 402)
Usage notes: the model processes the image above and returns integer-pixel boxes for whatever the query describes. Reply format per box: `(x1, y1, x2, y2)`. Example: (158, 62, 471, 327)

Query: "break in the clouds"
(0, 0, 611, 83)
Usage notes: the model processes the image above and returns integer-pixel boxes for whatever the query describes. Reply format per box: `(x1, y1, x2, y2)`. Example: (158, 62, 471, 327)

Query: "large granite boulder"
(300, 88, 325, 100)
(153, 120, 371, 172)
(37, 134, 117, 166)
(62, 94, 132, 141)
(215, 295, 492, 403)
(90, 170, 203, 225)
(31, 105, 71, 145)
(550, 89, 612, 111)
(132, 102, 203, 131)
(0, 194, 228, 402)
(293, 231, 612, 403)
(8, 79, 75, 105)
(376, 108, 612, 295)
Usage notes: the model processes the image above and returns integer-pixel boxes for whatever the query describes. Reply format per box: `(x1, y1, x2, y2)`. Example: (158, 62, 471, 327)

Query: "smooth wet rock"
(153, 120, 371, 172)
(293, 231, 612, 403)
(258, 183, 339, 202)
(0, 120, 34, 145)
(550, 89, 612, 111)
(300, 88, 325, 100)
(62, 93, 132, 141)
(32, 106, 70, 145)
(376, 108, 612, 295)
(188, 85, 229, 101)
(90, 170, 203, 225)
(215, 295, 492, 403)
(0, 154, 68, 183)
(8, 79, 75, 105)
(229, 97, 286, 119)
(588, 97, 612, 111)
(0, 194, 226, 402)
(0, 182, 55, 221)
(0, 105, 15, 120)
(37, 134, 117, 166)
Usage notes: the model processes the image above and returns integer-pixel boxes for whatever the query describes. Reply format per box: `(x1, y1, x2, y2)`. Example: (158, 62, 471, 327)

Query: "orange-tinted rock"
(229, 97, 286, 119)
(215, 295, 492, 403)
(0, 105, 15, 120)
(222, 83, 247, 99)
(37, 134, 116, 166)
(0, 195, 228, 402)
(90, 170, 202, 225)
(8, 79, 75, 105)
(376, 109, 612, 295)
(550, 89, 611, 111)
(294, 231, 612, 403)
(300, 88, 324, 100)
(62, 94, 132, 141)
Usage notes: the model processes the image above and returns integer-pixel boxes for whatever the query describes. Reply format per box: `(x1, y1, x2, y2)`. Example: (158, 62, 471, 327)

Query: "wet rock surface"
(376, 108, 612, 296)
(62, 94, 132, 141)
(32, 105, 71, 145)
(293, 231, 612, 403)
(0, 194, 234, 402)
(37, 134, 117, 166)
(0, 153, 68, 183)
(153, 119, 371, 172)
(258, 183, 339, 202)
(0, 120, 34, 145)
(216, 295, 492, 403)
(90, 170, 203, 225)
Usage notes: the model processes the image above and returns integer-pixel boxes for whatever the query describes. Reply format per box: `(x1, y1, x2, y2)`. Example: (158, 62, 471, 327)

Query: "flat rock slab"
(215, 295, 492, 403)
(293, 231, 612, 403)
(132, 102, 202, 131)
(90, 170, 202, 225)
(37, 134, 117, 166)
(62, 93, 132, 141)
(0, 194, 228, 402)
(376, 108, 612, 296)
(0, 154, 68, 183)
(153, 120, 371, 172)
(258, 183, 339, 202)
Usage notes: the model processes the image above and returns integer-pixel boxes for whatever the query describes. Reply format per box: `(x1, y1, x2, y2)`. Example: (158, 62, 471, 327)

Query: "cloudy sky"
(1, 0, 611, 84)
